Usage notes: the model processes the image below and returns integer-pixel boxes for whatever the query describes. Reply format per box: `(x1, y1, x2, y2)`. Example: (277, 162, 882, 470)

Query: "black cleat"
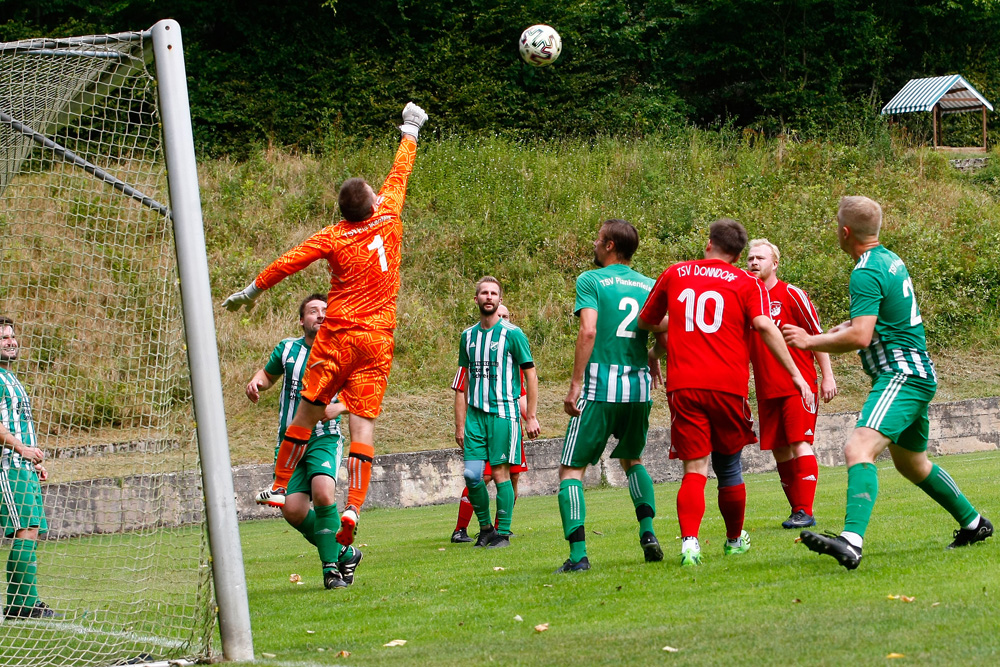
(800, 531, 862, 570)
(338, 548, 364, 586)
(451, 527, 473, 543)
(948, 516, 994, 549)
(473, 526, 496, 548)
(640, 531, 663, 562)
(782, 510, 817, 529)
(5, 601, 59, 619)
(554, 557, 591, 573)
(486, 532, 511, 549)
(323, 566, 348, 589)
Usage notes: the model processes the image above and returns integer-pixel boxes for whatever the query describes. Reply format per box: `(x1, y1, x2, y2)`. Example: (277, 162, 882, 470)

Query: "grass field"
(242, 451, 1000, 666)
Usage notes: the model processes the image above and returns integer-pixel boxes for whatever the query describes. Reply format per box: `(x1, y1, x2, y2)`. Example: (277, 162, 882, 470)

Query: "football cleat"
(338, 548, 364, 586)
(473, 525, 496, 548)
(255, 487, 286, 507)
(486, 532, 511, 549)
(6, 600, 59, 619)
(323, 566, 348, 590)
(948, 516, 993, 549)
(451, 528, 473, 543)
(723, 530, 752, 555)
(336, 505, 359, 546)
(782, 510, 817, 529)
(800, 530, 862, 570)
(680, 540, 702, 567)
(554, 557, 591, 573)
(640, 531, 663, 562)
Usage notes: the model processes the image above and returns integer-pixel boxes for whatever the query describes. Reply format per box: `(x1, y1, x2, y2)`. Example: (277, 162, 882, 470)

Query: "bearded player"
(223, 102, 428, 545)
(639, 218, 813, 566)
(746, 239, 838, 529)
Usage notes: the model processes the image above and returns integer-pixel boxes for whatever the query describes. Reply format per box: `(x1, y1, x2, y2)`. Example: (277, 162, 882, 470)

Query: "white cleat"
(255, 487, 286, 507)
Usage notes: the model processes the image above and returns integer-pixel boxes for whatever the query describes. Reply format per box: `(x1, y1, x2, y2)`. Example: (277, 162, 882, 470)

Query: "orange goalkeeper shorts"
(300, 328, 395, 419)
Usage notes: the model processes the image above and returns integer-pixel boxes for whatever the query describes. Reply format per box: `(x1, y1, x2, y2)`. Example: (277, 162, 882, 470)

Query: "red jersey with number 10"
(255, 136, 417, 332)
(639, 258, 769, 397)
(749, 279, 822, 399)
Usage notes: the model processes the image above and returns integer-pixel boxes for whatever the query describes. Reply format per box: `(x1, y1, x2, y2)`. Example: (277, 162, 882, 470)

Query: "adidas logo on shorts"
(805, 429, 814, 436)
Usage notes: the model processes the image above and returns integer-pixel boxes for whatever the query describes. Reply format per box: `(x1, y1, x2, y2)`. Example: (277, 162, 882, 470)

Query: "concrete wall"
(41, 397, 1000, 537)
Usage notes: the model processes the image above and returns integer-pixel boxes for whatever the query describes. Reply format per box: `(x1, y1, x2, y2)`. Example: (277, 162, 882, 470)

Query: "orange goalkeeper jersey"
(255, 136, 417, 332)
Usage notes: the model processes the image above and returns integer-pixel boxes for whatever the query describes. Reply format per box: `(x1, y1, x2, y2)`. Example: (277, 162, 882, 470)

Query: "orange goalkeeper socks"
(346, 442, 374, 509)
(273, 424, 312, 491)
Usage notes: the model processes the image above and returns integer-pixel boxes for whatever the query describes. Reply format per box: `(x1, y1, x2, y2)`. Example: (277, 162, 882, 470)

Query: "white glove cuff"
(400, 123, 421, 140)
(245, 281, 263, 300)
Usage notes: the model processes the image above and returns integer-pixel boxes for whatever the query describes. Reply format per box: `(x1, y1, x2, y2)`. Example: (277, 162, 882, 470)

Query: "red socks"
(795, 455, 818, 515)
(717, 483, 747, 540)
(677, 473, 707, 538)
(456, 487, 474, 530)
(776, 458, 797, 508)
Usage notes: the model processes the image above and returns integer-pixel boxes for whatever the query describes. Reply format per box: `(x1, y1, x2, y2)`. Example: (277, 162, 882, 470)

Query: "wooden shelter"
(881, 75, 993, 152)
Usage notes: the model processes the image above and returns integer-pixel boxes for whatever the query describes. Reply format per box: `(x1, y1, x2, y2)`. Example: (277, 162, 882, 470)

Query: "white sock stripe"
(937, 468, 962, 497)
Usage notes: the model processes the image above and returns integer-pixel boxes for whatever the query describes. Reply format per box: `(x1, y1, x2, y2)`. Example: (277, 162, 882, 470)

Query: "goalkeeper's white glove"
(222, 281, 263, 312)
(399, 102, 428, 140)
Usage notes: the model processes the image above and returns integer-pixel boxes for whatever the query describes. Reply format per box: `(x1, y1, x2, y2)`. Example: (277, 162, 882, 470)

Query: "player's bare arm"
(454, 386, 467, 449)
(522, 367, 541, 439)
(636, 313, 668, 333)
(564, 308, 597, 417)
(324, 400, 348, 422)
(0, 422, 43, 465)
(782, 315, 877, 354)
(245, 369, 278, 403)
(647, 332, 667, 389)
(753, 315, 814, 410)
(815, 351, 838, 402)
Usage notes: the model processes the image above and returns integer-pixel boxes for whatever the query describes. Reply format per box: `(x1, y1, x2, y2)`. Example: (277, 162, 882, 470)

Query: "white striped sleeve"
(787, 284, 823, 334)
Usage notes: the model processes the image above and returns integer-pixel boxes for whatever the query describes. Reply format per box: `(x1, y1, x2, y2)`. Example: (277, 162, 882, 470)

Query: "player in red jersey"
(639, 218, 813, 566)
(223, 102, 428, 545)
(449, 304, 529, 543)
(746, 239, 838, 529)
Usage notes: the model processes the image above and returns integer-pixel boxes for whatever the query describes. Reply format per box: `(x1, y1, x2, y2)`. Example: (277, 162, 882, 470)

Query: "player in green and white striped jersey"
(245, 295, 361, 589)
(456, 277, 540, 549)
(784, 197, 992, 570)
(555, 219, 661, 573)
(0, 317, 56, 618)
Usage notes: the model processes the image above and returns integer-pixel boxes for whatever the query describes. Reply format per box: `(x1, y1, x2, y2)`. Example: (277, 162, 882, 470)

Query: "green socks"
(293, 509, 318, 546)
(558, 479, 587, 562)
(626, 465, 656, 536)
(843, 463, 878, 538)
(467, 480, 492, 528)
(495, 480, 515, 535)
(916, 464, 978, 526)
(6, 539, 38, 611)
(314, 504, 342, 569)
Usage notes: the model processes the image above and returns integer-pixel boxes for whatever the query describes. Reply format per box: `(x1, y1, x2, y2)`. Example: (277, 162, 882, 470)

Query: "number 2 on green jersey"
(901, 276, 922, 326)
(617, 297, 639, 338)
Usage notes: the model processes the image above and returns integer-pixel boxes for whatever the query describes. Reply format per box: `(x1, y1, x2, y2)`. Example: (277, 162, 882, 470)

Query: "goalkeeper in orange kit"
(223, 102, 428, 545)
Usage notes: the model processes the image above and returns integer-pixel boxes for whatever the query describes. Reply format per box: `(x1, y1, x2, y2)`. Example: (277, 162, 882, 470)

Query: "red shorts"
(757, 394, 818, 450)
(300, 328, 394, 419)
(667, 389, 757, 460)
(484, 458, 528, 476)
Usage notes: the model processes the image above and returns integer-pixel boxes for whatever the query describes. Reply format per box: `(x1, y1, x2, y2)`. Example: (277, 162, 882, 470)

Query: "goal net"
(0, 24, 240, 666)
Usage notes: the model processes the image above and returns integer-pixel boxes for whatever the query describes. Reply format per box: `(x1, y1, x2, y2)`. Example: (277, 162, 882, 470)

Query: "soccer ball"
(519, 24, 562, 67)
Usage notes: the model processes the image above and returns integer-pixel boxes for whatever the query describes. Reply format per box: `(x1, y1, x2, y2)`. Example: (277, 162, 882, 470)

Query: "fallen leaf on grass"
(337, 650, 351, 657)
(793, 537, 802, 543)
(662, 646, 680, 653)
(542, 584, 553, 588)
(592, 530, 604, 535)
(439, 588, 448, 592)
(514, 615, 523, 622)
(359, 543, 368, 547)
(493, 566, 505, 571)
(317, 648, 324, 652)
(296, 581, 304, 585)
(306, 630, 315, 634)
(534, 623, 549, 633)
(289, 574, 301, 583)
(901, 596, 915, 603)
(384, 639, 407, 647)
(887, 653, 905, 659)
(931, 602, 941, 607)
(438, 548, 446, 551)
(887, 595, 900, 600)
(792, 599, 801, 604)
(261, 653, 276, 659)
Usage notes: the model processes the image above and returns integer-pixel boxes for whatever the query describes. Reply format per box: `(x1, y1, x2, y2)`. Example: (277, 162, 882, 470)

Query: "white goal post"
(0, 19, 253, 664)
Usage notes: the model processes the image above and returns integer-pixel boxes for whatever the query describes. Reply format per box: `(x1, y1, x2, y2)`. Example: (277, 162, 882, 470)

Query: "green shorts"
(463, 406, 522, 467)
(560, 400, 652, 468)
(857, 373, 937, 452)
(0, 466, 47, 538)
(286, 434, 345, 498)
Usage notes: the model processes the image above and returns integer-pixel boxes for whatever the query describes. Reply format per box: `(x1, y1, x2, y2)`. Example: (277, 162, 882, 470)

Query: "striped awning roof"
(881, 75, 993, 115)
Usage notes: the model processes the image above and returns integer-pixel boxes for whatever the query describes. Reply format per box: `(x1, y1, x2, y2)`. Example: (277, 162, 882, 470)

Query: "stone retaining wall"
(41, 397, 1000, 537)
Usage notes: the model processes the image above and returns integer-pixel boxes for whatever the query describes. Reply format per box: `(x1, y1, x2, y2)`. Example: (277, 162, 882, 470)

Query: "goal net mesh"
(0, 30, 215, 665)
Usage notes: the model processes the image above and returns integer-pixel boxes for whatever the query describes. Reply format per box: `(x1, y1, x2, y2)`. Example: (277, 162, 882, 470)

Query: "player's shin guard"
(456, 487, 474, 531)
(6, 539, 37, 611)
(495, 480, 515, 535)
(314, 503, 342, 568)
(626, 465, 656, 536)
(776, 458, 797, 509)
(677, 473, 707, 539)
(558, 480, 587, 562)
(795, 454, 819, 515)
(346, 442, 375, 509)
(916, 464, 979, 527)
(273, 424, 311, 491)
(467, 480, 492, 528)
(843, 463, 878, 538)
(718, 484, 747, 540)
(293, 509, 318, 546)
